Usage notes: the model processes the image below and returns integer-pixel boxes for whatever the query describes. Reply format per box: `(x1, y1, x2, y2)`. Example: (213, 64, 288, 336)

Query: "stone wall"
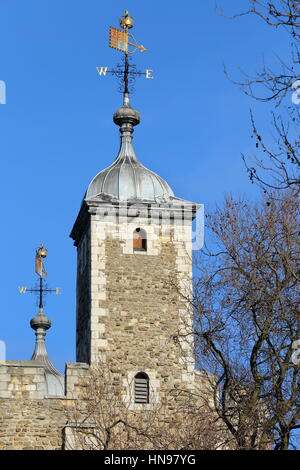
(0, 360, 212, 449)
(0, 361, 46, 399)
(0, 361, 89, 450)
(0, 201, 206, 449)
(0, 397, 67, 450)
(76, 222, 91, 364)
(75, 209, 198, 409)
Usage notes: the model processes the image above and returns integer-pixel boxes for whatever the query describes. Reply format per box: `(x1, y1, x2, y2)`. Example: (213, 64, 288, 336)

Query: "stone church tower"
(70, 91, 201, 407)
(0, 18, 204, 447)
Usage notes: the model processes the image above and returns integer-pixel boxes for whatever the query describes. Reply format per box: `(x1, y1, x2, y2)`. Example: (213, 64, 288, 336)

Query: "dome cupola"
(86, 93, 174, 202)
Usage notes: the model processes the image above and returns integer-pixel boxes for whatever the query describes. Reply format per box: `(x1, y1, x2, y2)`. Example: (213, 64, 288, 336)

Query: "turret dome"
(86, 94, 174, 202)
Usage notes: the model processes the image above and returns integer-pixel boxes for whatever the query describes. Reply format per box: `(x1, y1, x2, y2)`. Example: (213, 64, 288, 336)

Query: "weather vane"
(96, 10, 154, 94)
(18, 244, 61, 309)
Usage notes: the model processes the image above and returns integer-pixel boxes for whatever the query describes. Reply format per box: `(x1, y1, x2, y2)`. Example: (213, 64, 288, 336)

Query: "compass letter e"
(146, 69, 154, 79)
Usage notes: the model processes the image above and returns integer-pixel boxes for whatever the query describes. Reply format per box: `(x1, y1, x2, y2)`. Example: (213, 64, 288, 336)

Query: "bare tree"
(219, 0, 300, 104)
(217, 0, 300, 191)
(191, 191, 300, 450)
(243, 110, 300, 193)
(64, 360, 224, 450)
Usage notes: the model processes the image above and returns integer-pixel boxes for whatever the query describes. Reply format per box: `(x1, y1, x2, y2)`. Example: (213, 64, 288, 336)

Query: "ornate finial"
(36, 243, 47, 259)
(35, 243, 48, 278)
(18, 245, 63, 381)
(120, 10, 134, 31)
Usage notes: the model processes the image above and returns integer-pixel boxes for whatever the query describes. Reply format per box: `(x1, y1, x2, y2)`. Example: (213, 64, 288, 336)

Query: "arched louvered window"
(133, 228, 147, 252)
(134, 372, 149, 404)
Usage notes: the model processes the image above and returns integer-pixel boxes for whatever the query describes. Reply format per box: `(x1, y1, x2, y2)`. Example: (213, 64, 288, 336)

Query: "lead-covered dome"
(86, 94, 174, 202)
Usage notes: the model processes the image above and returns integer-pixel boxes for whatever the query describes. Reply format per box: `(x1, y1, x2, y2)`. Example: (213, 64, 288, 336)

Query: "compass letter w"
(96, 67, 108, 76)
(18, 287, 27, 293)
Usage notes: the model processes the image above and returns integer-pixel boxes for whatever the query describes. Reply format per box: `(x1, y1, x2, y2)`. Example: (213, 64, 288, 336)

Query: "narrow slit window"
(133, 228, 147, 252)
(134, 372, 149, 404)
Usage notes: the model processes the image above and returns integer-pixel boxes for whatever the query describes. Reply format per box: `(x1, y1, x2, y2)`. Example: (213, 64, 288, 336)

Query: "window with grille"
(134, 372, 149, 404)
(133, 228, 147, 252)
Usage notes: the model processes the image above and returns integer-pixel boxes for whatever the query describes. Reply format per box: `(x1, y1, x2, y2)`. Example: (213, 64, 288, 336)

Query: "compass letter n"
(96, 67, 108, 76)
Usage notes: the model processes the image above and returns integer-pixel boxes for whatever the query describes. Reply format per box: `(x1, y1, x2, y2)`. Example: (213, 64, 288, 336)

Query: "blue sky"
(0, 1, 292, 372)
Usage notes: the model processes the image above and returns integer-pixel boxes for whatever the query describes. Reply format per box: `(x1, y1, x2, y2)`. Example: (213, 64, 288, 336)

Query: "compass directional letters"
(96, 66, 154, 79)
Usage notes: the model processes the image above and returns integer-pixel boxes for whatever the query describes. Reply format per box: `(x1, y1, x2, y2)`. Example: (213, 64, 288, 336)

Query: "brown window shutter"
(133, 234, 143, 249)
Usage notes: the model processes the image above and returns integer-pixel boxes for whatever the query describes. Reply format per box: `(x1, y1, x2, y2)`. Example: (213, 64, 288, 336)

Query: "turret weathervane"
(96, 10, 154, 94)
(19, 244, 61, 309)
